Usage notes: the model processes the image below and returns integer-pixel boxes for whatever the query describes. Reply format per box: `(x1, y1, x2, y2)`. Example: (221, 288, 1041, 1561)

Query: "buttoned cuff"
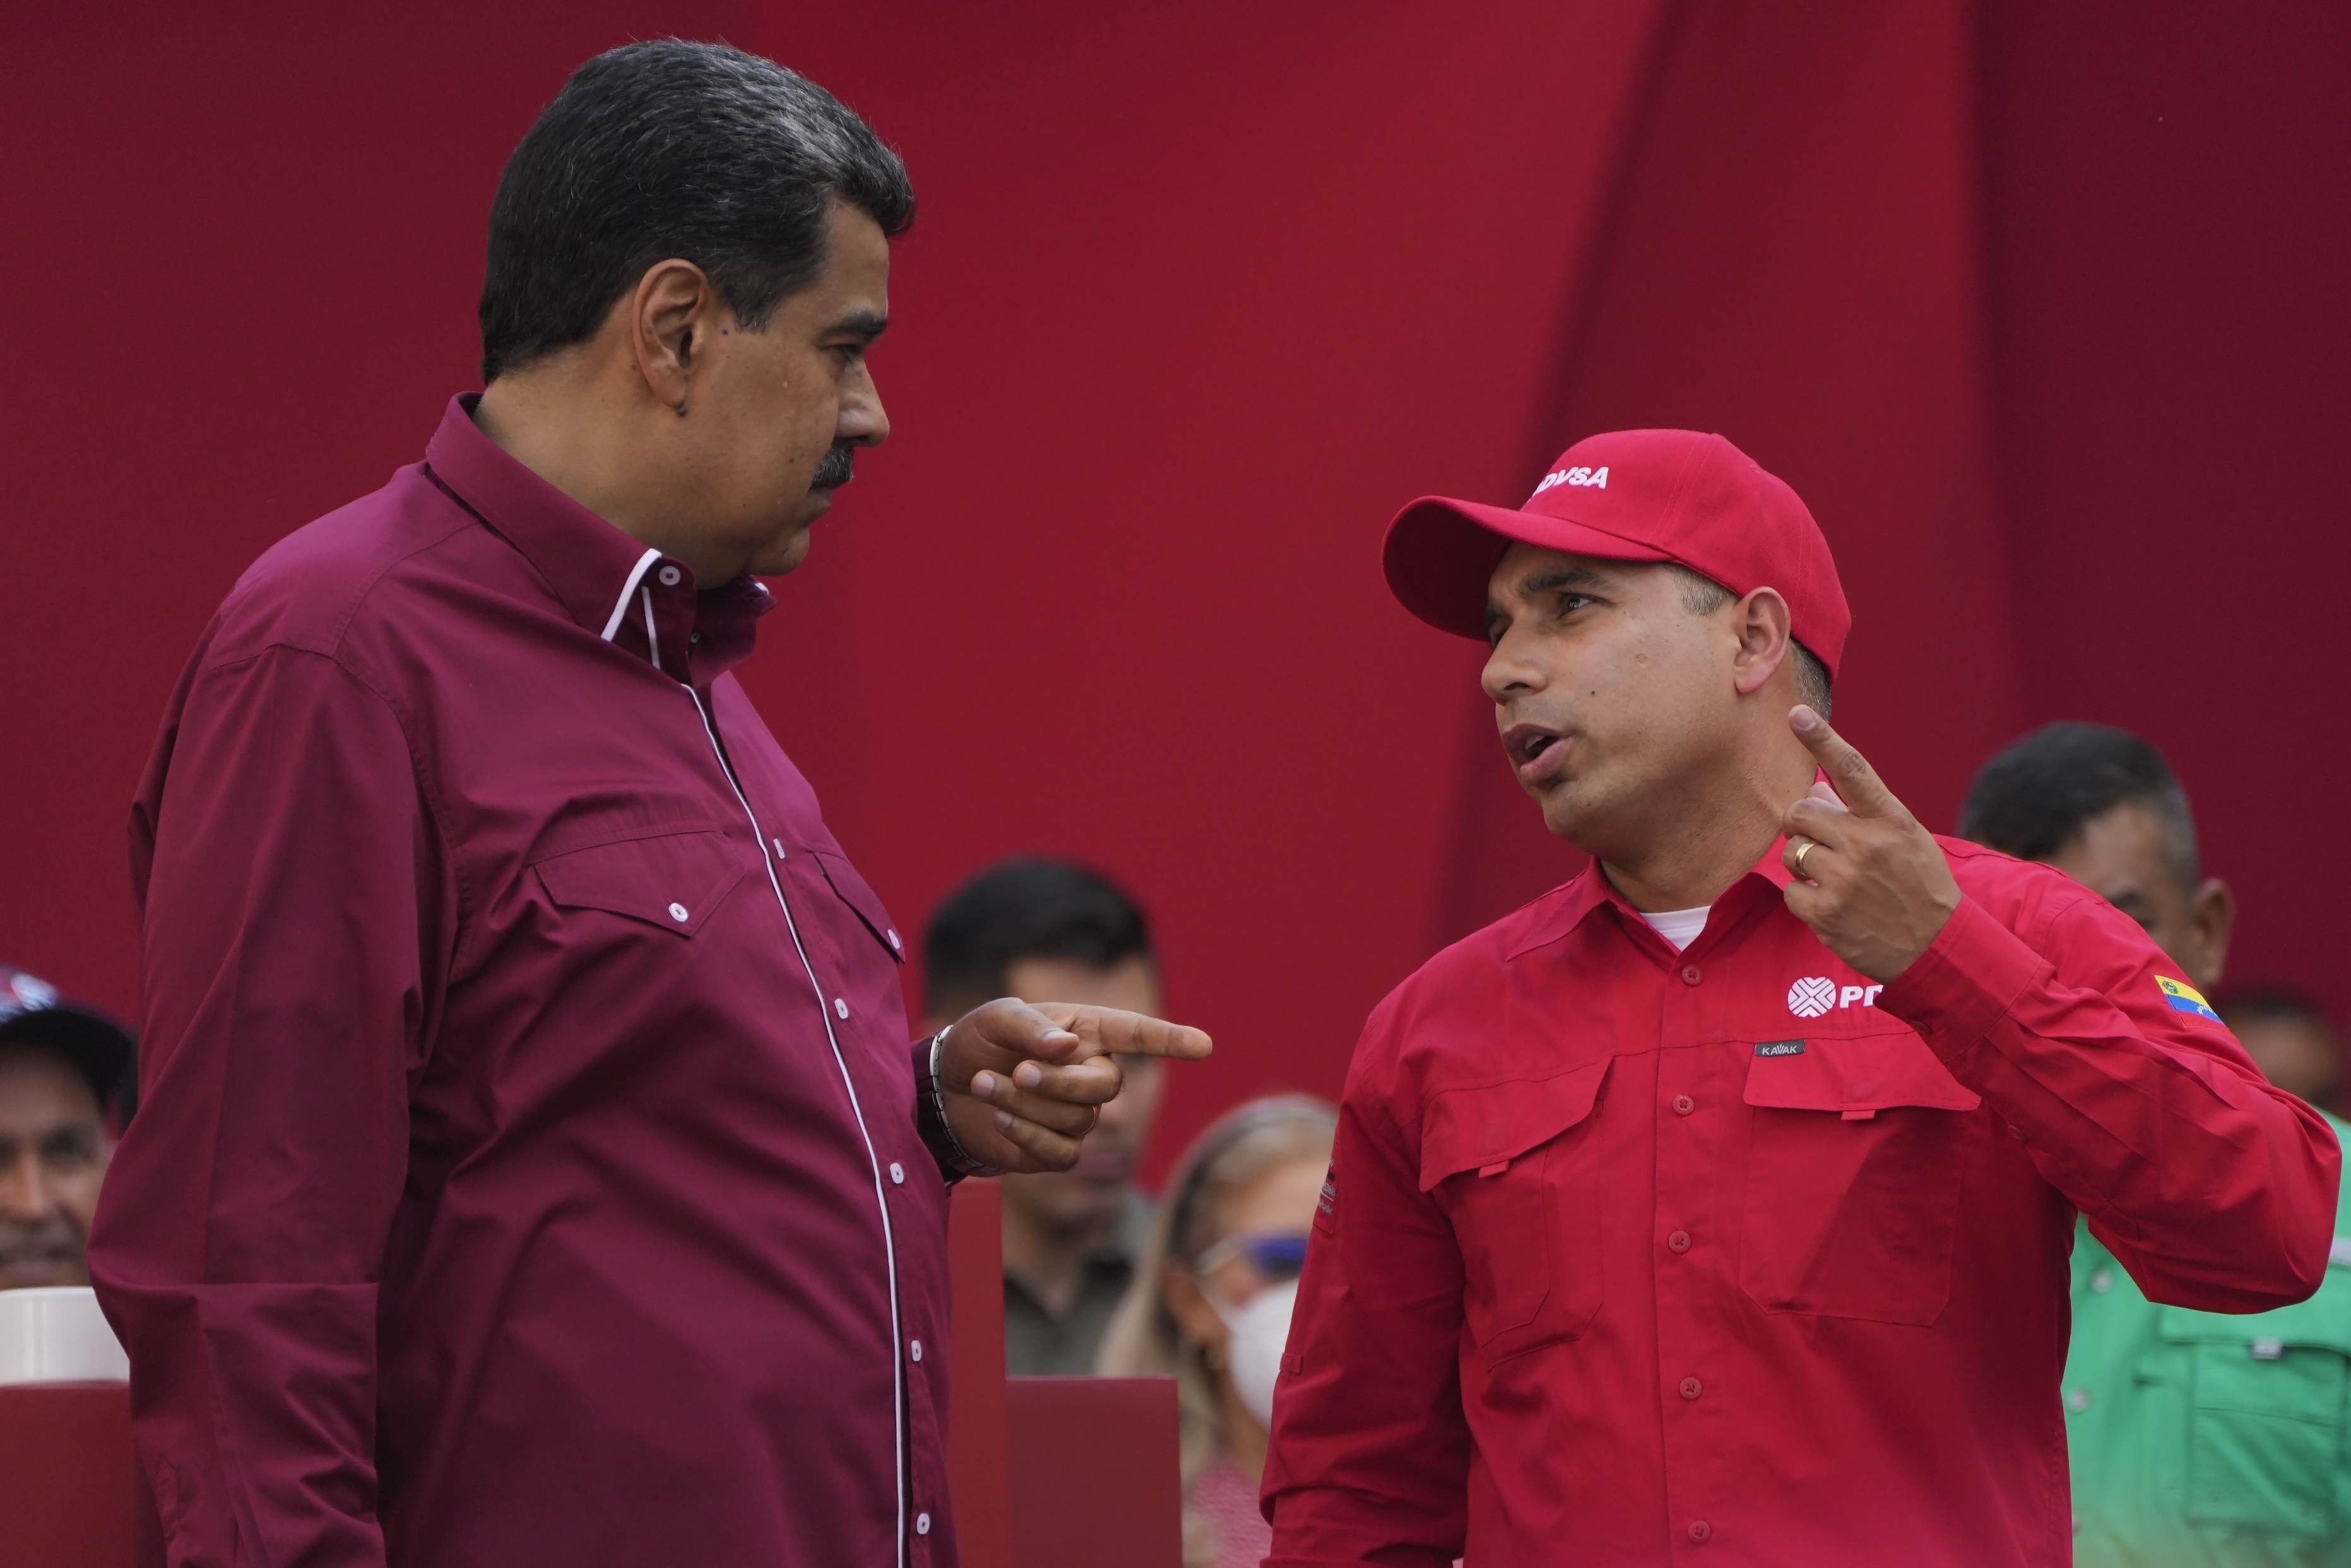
(1875, 895, 2046, 1075)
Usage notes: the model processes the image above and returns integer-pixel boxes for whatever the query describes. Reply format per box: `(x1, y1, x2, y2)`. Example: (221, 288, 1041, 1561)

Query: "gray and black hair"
(1666, 563, 1834, 718)
(1957, 722, 2200, 892)
(478, 40, 915, 381)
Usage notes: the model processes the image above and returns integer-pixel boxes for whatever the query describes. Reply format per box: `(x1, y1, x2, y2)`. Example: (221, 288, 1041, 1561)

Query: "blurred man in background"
(0, 967, 133, 1292)
(1962, 721, 2351, 1567)
(925, 858, 1170, 1374)
(2221, 989, 2346, 1116)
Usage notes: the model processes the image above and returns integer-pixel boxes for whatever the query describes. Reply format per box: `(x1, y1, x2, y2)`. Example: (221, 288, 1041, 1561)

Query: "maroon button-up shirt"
(91, 396, 956, 1568)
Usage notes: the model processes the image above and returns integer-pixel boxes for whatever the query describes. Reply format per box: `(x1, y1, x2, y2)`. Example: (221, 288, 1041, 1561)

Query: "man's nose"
(839, 362, 889, 449)
(1481, 627, 1545, 702)
(0, 1149, 57, 1222)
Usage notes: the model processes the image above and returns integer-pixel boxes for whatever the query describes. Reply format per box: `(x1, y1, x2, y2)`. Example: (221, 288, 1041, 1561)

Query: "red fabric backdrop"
(3, 1, 2345, 1181)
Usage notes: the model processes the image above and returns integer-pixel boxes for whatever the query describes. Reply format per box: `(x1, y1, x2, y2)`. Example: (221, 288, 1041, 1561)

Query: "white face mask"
(1213, 1278, 1298, 1429)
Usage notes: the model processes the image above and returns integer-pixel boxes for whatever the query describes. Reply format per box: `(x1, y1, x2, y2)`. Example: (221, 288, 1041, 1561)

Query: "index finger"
(1788, 705, 1906, 821)
(1034, 1005, 1214, 1064)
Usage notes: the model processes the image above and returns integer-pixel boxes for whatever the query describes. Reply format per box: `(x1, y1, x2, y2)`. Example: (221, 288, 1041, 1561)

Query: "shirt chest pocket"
(2160, 1286, 2351, 1538)
(1738, 1028, 1981, 1326)
(809, 851, 905, 968)
(533, 827, 753, 938)
(1421, 1058, 1611, 1365)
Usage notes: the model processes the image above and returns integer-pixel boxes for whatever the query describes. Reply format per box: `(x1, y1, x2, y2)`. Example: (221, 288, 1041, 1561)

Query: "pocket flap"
(812, 851, 905, 964)
(2158, 1282, 2351, 1359)
(1742, 1029, 1980, 1115)
(535, 829, 751, 936)
(1419, 1058, 1611, 1193)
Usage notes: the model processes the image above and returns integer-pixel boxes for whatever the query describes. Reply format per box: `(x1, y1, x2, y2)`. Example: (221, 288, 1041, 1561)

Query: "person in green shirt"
(1963, 722, 2351, 1565)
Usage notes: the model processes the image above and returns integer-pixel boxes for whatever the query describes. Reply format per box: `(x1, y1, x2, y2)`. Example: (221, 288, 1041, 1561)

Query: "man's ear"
(2188, 876, 2236, 994)
(1729, 586, 1796, 699)
(629, 259, 718, 412)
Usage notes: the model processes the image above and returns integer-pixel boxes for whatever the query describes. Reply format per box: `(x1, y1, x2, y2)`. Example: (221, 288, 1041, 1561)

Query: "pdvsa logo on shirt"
(1786, 976, 1885, 1018)
(1530, 465, 1608, 499)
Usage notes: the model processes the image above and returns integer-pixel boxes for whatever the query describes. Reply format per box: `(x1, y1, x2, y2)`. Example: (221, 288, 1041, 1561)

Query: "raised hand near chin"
(1779, 706, 1962, 984)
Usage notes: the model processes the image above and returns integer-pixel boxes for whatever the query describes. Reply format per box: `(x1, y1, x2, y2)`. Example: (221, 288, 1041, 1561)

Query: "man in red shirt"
(88, 42, 1205, 1568)
(1262, 428, 2338, 1565)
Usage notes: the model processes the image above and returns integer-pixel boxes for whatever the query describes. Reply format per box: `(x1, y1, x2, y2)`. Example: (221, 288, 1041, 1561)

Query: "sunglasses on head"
(1195, 1232, 1312, 1283)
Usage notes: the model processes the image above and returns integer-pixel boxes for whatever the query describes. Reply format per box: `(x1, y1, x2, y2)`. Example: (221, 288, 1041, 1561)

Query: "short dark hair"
(479, 40, 915, 381)
(1958, 722, 2199, 889)
(924, 858, 1154, 1015)
(1664, 563, 1834, 718)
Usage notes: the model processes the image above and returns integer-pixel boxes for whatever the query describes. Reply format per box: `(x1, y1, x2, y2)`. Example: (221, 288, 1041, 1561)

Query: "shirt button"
(887, 929, 902, 950)
(834, 998, 850, 1020)
(771, 838, 788, 858)
(889, 1162, 906, 1185)
(2066, 1389, 2092, 1412)
(1688, 1520, 1712, 1543)
(2088, 1268, 2113, 1294)
(1679, 1376, 1703, 1400)
(1667, 1230, 1692, 1254)
(909, 1339, 923, 1362)
(667, 902, 690, 923)
(1672, 1094, 1695, 1116)
(657, 564, 684, 587)
(1680, 965, 1703, 986)
(915, 1514, 931, 1536)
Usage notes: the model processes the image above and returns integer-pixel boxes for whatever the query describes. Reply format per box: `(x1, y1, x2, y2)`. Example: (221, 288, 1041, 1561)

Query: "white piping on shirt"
(685, 687, 908, 1568)
(640, 586, 661, 673)
(599, 548, 664, 642)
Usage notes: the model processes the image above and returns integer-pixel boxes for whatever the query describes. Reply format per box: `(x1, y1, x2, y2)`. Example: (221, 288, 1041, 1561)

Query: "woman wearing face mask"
(1098, 1095, 1337, 1568)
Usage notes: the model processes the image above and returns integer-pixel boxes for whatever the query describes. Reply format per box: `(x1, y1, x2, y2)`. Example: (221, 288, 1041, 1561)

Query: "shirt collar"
(423, 394, 774, 684)
(1505, 791, 1819, 963)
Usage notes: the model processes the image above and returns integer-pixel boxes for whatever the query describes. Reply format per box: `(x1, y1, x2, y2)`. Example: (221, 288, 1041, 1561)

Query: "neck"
(1000, 1190, 1122, 1319)
(473, 373, 734, 582)
(1599, 736, 1817, 912)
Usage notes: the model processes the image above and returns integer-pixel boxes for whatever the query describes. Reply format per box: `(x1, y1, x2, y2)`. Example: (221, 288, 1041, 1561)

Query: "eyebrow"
(1519, 567, 1609, 594)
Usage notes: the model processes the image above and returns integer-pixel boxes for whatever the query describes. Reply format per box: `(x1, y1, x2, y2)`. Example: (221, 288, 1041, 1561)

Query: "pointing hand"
(937, 999, 1212, 1174)
(1779, 706, 1961, 983)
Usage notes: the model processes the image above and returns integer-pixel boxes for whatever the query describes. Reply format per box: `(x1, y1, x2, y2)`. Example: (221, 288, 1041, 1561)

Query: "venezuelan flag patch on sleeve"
(2155, 976, 2224, 1023)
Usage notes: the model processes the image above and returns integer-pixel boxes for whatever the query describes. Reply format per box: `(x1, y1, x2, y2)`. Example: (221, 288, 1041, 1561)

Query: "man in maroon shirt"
(1262, 428, 2339, 1565)
(88, 42, 1207, 1568)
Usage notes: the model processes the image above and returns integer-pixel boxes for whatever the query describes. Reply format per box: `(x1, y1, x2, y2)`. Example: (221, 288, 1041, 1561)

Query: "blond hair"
(1096, 1094, 1337, 1568)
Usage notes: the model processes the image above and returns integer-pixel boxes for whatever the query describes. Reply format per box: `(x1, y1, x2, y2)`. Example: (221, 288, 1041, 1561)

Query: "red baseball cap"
(1382, 428, 1852, 676)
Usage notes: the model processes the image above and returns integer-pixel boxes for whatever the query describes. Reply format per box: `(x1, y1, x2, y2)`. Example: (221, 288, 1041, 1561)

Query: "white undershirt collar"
(1640, 905, 1711, 952)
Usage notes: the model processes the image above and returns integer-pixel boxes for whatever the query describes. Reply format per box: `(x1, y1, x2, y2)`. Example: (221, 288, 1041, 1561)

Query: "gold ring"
(1792, 839, 1815, 873)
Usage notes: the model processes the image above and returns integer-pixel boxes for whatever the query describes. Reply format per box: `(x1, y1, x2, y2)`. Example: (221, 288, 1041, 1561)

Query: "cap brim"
(0, 1005, 136, 1106)
(1382, 497, 1674, 639)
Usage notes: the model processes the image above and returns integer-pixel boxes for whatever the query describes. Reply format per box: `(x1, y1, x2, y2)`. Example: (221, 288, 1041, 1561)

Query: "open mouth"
(1503, 722, 1572, 784)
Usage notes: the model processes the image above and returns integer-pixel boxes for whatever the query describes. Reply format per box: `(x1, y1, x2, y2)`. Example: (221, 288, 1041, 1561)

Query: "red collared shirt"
(1264, 839, 2340, 1566)
(91, 397, 957, 1568)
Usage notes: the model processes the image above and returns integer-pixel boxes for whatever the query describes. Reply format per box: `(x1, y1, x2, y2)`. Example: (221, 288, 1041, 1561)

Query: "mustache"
(812, 444, 856, 490)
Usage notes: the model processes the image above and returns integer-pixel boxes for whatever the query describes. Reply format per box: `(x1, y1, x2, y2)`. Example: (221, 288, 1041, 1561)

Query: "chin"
(750, 528, 818, 577)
